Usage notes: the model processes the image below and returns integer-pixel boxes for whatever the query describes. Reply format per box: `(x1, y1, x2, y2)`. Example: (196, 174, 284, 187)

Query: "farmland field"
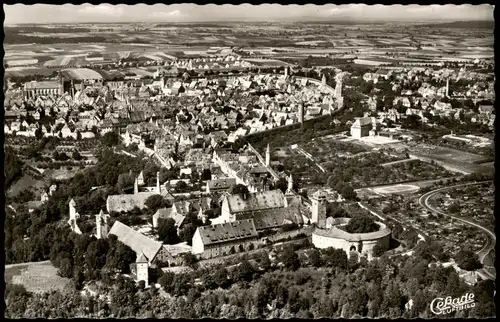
(5, 261, 72, 294)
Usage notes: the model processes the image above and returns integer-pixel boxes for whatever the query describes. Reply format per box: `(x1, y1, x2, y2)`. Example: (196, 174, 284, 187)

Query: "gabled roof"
(196, 219, 258, 246)
(352, 116, 373, 127)
(136, 252, 148, 263)
(106, 192, 159, 213)
(225, 190, 285, 214)
(208, 178, 237, 190)
(109, 221, 163, 263)
(247, 205, 303, 230)
(155, 207, 186, 228)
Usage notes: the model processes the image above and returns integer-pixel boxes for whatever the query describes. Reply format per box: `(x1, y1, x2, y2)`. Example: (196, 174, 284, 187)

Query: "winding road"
(418, 180, 495, 280)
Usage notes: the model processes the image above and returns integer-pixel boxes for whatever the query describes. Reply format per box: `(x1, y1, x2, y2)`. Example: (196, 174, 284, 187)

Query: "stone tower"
(265, 144, 271, 167)
(311, 190, 327, 228)
(322, 74, 326, 86)
(134, 177, 139, 194)
(96, 209, 109, 239)
(136, 252, 149, 284)
(284, 66, 288, 77)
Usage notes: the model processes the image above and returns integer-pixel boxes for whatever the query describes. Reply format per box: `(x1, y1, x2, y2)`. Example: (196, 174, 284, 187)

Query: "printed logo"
(430, 293, 475, 315)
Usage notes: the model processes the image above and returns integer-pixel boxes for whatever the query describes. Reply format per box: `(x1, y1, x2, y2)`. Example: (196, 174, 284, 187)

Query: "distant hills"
(419, 20, 494, 29)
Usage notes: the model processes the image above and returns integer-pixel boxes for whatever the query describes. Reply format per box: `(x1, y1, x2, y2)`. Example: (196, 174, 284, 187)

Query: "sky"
(4, 4, 495, 24)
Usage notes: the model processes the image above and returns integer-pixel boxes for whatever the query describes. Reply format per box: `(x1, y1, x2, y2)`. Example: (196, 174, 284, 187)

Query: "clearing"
(5, 261, 72, 294)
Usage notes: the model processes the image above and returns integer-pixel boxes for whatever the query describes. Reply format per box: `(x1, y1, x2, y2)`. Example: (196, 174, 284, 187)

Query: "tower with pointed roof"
(136, 252, 149, 284)
(322, 74, 326, 86)
(96, 209, 110, 239)
(137, 171, 144, 186)
(68, 198, 82, 234)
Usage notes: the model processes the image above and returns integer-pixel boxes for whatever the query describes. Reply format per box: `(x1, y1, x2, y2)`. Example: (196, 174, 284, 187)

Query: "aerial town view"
(3, 3, 496, 319)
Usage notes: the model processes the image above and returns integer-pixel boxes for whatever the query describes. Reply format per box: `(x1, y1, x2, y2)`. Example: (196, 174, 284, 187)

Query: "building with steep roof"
(192, 219, 258, 258)
(206, 178, 237, 193)
(108, 220, 165, 265)
(221, 189, 285, 222)
(350, 116, 374, 139)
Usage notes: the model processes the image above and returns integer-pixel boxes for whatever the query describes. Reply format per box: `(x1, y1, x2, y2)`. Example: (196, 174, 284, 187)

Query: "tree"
(274, 177, 288, 193)
(372, 241, 385, 257)
(258, 251, 271, 270)
(401, 114, 422, 129)
(345, 216, 379, 234)
(101, 131, 120, 147)
(145, 195, 166, 211)
(157, 218, 179, 244)
(281, 247, 300, 271)
(182, 253, 198, 269)
(72, 150, 82, 161)
(228, 184, 249, 195)
(174, 181, 189, 193)
(179, 223, 197, 245)
(159, 271, 175, 293)
(213, 267, 231, 289)
(233, 259, 254, 282)
(201, 168, 212, 181)
(309, 248, 322, 267)
(455, 249, 483, 271)
(35, 127, 43, 139)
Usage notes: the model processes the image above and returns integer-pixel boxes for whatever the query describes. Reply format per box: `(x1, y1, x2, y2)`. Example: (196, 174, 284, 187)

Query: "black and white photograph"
(3, 3, 496, 319)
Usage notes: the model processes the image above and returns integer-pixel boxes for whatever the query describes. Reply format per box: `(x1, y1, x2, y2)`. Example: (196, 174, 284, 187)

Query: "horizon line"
(5, 18, 494, 25)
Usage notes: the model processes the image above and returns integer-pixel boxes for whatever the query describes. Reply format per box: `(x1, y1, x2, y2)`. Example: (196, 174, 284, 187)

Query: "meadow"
(5, 261, 72, 294)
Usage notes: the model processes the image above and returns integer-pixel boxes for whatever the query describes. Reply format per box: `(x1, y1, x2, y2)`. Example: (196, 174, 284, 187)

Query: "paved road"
(418, 181, 495, 280)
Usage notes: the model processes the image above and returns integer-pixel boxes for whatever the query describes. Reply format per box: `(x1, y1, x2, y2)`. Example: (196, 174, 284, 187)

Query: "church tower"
(311, 190, 327, 228)
(265, 144, 271, 167)
(136, 252, 149, 284)
(68, 198, 82, 235)
(322, 74, 326, 86)
(96, 209, 109, 239)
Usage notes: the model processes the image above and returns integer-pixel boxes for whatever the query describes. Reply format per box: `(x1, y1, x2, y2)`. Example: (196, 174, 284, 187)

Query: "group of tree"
(5, 146, 24, 188)
(344, 215, 380, 234)
(5, 239, 496, 319)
